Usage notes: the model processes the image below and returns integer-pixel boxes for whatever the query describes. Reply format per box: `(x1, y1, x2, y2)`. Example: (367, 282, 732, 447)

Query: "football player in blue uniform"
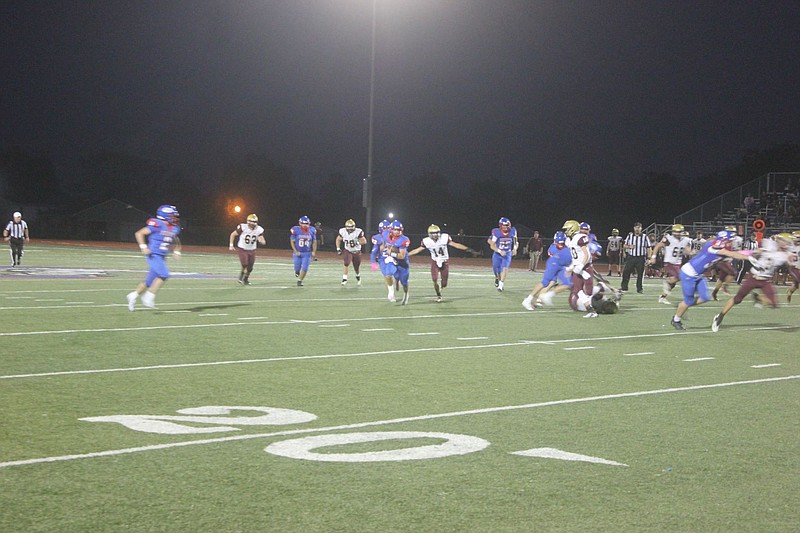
(370, 219, 390, 276)
(382, 220, 411, 304)
(522, 231, 573, 310)
(127, 205, 182, 311)
(290, 215, 317, 286)
(488, 217, 518, 291)
(671, 230, 749, 330)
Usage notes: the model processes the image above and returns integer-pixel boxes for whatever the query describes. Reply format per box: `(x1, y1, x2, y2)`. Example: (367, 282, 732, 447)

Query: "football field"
(1, 243, 798, 532)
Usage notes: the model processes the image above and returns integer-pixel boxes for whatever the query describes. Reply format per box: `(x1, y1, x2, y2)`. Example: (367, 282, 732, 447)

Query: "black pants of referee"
(621, 255, 646, 293)
(9, 237, 24, 266)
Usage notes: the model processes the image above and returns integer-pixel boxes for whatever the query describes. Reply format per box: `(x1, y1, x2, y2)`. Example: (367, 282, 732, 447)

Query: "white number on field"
(80, 405, 626, 465)
(80, 406, 316, 434)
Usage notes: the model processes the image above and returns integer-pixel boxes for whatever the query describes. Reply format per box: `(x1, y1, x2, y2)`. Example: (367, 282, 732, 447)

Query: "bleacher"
(666, 171, 800, 238)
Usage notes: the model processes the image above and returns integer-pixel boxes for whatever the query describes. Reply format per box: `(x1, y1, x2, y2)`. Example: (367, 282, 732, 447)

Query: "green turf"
(1, 243, 798, 532)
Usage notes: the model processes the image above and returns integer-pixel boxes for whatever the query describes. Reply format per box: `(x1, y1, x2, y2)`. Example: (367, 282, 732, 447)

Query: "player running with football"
(408, 224, 474, 302)
(127, 205, 182, 311)
(381, 220, 411, 304)
(336, 219, 367, 286)
(290, 215, 317, 286)
(229, 213, 266, 285)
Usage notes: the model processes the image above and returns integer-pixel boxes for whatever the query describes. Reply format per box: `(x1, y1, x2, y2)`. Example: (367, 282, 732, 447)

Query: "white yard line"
(1, 375, 796, 469)
(2, 324, 795, 381)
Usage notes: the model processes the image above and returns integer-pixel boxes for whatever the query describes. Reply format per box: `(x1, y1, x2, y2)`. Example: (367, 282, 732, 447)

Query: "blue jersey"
(489, 227, 517, 254)
(145, 218, 181, 256)
(540, 243, 573, 287)
(548, 243, 573, 267)
(683, 239, 727, 276)
(290, 225, 316, 252)
(385, 233, 411, 268)
(371, 232, 385, 263)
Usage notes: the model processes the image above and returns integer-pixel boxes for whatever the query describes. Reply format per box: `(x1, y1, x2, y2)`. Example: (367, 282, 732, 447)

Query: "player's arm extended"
(717, 248, 749, 261)
(407, 245, 426, 257)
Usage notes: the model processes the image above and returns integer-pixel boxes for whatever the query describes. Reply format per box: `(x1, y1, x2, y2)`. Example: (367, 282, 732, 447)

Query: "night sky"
(3, 0, 800, 190)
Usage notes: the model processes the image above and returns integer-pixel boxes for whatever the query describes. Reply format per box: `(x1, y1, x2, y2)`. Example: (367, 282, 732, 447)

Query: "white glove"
(384, 256, 396, 265)
(581, 270, 590, 280)
(572, 263, 583, 275)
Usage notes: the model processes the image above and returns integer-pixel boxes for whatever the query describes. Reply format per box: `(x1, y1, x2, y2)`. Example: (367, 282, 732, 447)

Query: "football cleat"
(670, 318, 685, 330)
(522, 298, 534, 311)
(539, 291, 555, 306)
(658, 296, 671, 305)
(711, 314, 723, 332)
(126, 292, 137, 312)
(141, 291, 155, 309)
(583, 311, 598, 318)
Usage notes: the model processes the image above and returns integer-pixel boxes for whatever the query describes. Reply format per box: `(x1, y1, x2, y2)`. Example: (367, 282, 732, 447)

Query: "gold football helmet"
(427, 224, 441, 239)
(671, 223, 685, 235)
(562, 220, 580, 237)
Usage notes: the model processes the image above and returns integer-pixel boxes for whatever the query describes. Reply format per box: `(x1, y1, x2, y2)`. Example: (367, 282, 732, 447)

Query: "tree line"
(2, 143, 799, 242)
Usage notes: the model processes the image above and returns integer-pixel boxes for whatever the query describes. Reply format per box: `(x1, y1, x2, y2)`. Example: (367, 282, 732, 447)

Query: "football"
(390, 245, 400, 254)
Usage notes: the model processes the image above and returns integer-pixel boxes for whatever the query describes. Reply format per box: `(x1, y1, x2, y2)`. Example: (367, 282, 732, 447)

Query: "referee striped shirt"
(5, 220, 27, 239)
(624, 232, 652, 256)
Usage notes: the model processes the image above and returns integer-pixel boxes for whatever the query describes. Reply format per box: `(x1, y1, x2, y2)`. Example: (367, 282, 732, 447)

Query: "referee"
(4, 211, 29, 266)
(621, 222, 652, 293)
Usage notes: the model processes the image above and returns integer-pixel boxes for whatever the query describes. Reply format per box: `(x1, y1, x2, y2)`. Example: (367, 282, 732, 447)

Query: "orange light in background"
(225, 199, 245, 217)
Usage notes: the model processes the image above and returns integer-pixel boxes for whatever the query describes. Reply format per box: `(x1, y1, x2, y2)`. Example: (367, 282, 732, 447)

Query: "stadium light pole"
(363, 0, 377, 234)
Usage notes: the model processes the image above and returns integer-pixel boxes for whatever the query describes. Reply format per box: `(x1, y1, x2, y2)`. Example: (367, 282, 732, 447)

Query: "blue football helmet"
(298, 216, 311, 225)
(579, 222, 591, 232)
(716, 229, 734, 241)
(390, 220, 404, 231)
(156, 205, 179, 223)
(498, 217, 511, 228)
(379, 219, 389, 231)
(553, 231, 566, 244)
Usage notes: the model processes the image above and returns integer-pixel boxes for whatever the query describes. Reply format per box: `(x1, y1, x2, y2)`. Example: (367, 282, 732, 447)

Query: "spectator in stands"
(743, 193, 756, 215)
